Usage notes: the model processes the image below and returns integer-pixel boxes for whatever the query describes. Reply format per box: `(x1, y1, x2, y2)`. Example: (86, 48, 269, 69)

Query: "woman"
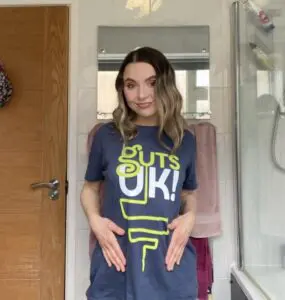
(81, 47, 198, 300)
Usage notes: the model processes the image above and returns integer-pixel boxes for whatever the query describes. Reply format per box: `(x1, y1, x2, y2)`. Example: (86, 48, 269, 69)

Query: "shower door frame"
(232, 0, 244, 270)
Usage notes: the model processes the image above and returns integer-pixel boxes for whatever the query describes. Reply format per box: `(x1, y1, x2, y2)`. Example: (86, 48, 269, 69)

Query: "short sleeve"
(182, 133, 198, 190)
(85, 128, 105, 182)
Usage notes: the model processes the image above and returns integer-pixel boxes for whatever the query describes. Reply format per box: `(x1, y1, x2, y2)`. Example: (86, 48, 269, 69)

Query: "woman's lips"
(136, 102, 153, 109)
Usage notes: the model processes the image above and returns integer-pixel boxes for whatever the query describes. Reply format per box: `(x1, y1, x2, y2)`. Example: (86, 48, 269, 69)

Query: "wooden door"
(0, 6, 69, 300)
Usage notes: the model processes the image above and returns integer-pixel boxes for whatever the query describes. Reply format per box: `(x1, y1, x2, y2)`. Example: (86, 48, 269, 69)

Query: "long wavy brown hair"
(113, 47, 187, 153)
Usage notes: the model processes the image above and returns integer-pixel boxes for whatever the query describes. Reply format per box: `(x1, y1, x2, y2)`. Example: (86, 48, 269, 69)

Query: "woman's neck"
(134, 116, 158, 127)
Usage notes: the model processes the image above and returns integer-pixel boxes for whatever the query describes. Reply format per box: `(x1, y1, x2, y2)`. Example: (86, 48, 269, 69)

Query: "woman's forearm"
(80, 181, 102, 221)
(180, 190, 197, 216)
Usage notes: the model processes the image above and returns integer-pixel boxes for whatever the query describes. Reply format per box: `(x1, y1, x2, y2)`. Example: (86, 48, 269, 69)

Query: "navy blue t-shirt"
(85, 122, 198, 300)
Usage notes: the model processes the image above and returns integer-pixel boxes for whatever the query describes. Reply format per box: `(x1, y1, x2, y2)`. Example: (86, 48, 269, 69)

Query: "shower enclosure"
(232, 1, 285, 299)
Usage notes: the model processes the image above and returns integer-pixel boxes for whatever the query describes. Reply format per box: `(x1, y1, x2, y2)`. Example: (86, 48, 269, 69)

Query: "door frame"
(0, 1, 79, 300)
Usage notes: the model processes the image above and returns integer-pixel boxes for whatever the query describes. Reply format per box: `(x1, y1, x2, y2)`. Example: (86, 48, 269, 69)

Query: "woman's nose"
(138, 86, 148, 100)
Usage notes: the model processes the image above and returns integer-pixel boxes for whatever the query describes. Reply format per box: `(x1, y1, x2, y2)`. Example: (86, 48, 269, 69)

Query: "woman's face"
(123, 62, 158, 124)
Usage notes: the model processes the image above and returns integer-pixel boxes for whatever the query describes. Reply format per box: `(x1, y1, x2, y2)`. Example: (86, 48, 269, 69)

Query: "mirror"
(96, 26, 210, 120)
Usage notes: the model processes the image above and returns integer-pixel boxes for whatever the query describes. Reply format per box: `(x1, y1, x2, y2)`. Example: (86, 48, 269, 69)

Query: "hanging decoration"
(0, 62, 13, 108)
(126, 0, 163, 18)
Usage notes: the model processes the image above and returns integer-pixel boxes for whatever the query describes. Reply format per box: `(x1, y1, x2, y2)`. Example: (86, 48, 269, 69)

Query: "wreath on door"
(0, 62, 13, 108)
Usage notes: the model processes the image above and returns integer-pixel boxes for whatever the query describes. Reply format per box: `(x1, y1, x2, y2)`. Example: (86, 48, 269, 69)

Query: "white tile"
(224, 181, 237, 250)
(77, 134, 89, 181)
(210, 88, 234, 134)
(77, 42, 97, 89)
(217, 133, 234, 182)
(224, 135, 234, 180)
(210, 88, 226, 133)
(210, 40, 230, 89)
(209, 5, 230, 89)
(217, 134, 226, 182)
(75, 278, 89, 300)
(223, 87, 234, 134)
(215, 137, 236, 280)
(212, 183, 229, 279)
(77, 89, 97, 134)
(212, 278, 231, 300)
(75, 229, 91, 300)
(212, 240, 232, 279)
(78, 1, 98, 89)
(76, 181, 90, 230)
(78, 63, 97, 90)
(212, 180, 236, 279)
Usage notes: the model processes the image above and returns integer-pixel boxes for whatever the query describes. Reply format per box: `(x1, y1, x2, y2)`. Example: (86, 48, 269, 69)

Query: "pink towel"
(191, 237, 213, 300)
(188, 122, 221, 238)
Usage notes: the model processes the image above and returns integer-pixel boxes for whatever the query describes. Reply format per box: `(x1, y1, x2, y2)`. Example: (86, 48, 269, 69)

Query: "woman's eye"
(126, 83, 135, 89)
(149, 80, 156, 87)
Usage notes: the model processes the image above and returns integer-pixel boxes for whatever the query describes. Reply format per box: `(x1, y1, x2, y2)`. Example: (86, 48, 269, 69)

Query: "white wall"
(0, 0, 237, 299)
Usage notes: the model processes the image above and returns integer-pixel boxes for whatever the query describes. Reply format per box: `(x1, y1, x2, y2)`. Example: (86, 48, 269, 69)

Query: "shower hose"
(271, 105, 285, 173)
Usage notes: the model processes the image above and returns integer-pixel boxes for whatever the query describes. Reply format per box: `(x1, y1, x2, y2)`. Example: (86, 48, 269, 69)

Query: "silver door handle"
(31, 178, 60, 200)
(31, 178, 59, 190)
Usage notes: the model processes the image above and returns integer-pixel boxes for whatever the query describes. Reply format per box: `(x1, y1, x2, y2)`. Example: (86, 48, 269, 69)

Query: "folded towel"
(188, 122, 221, 238)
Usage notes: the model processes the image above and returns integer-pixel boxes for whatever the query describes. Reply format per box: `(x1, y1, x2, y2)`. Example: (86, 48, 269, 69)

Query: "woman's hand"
(165, 211, 195, 271)
(90, 215, 126, 272)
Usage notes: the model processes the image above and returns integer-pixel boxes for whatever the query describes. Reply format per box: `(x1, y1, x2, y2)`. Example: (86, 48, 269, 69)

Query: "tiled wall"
(75, 0, 236, 299)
